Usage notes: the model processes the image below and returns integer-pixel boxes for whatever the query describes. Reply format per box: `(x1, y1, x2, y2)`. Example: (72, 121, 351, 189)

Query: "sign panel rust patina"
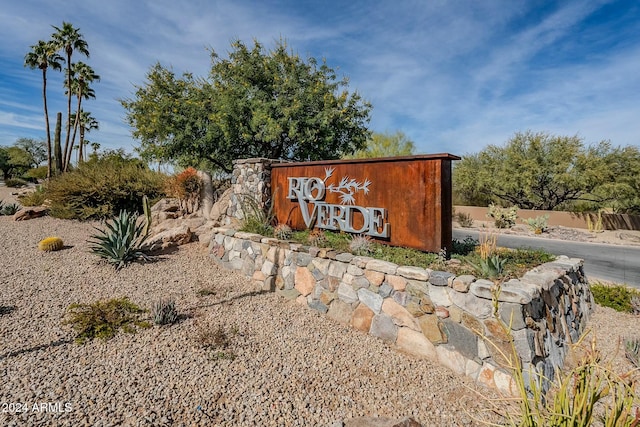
(270, 154, 460, 252)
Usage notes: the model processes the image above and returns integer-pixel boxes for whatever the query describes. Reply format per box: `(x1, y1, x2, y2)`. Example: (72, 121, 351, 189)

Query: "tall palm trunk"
(62, 51, 72, 172)
(54, 112, 63, 174)
(68, 93, 82, 167)
(42, 68, 52, 179)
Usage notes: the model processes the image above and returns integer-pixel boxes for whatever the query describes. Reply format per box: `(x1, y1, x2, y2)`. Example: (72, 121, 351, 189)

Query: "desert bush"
(487, 204, 518, 228)
(239, 194, 274, 236)
(522, 214, 549, 234)
(454, 211, 474, 228)
(590, 283, 640, 313)
(151, 298, 178, 325)
(451, 236, 478, 256)
(63, 297, 150, 344)
(23, 166, 48, 181)
(17, 185, 46, 206)
(349, 234, 374, 255)
(164, 167, 202, 214)
(194, 322, 237, 361)
(4, 178, 27, 188)
(88, 210, 150, 270)
(44, 151, 165, 220)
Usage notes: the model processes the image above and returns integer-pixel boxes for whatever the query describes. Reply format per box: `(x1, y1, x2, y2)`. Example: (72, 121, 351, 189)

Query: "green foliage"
(454, 210, 474, 228)
(626, 338, 640, 369)
(348, 234, 374, 256)
(344, 131, 415, 159)
(17, 185, 46, 206)
(63, 297, 150, 344)
(487, 203, 518, 228)
(88, 210, 150, 270)
(451, 236, 478, 256)
(14, 138, 46, 167)
(590, 283, 640, 313)
(122, 38, 372, 173)
(0, 202, 20, 216)
(43, 150, 165, 220)
(238, 195, 274, 236)
(470, 254, 507, 279)
(522, 214, 549, 233)
(151, 298, 178, 325)
(4, 178, 28, 188)
(24, 166, 48, 181)
(453, 131, 640, 212)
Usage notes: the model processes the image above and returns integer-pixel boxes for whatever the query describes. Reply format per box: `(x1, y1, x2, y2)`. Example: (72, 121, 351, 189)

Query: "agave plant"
(89, 210, 149, 269)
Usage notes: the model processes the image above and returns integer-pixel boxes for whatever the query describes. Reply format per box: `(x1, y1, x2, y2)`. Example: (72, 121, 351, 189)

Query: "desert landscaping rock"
(1, 187, 637, 426)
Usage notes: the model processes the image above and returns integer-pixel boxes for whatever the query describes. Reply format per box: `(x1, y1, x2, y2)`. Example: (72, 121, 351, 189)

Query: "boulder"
(14, 206, 49, 221)
(143, 225, 192, 252)
(209, 188, 232, 224)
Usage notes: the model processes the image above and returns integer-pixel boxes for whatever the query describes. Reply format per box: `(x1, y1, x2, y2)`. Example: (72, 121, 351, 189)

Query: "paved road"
(453, 229, 640, 288)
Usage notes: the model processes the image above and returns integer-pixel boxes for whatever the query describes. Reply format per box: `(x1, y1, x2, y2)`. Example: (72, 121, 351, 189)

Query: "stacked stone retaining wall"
(209, 228, 593, 395)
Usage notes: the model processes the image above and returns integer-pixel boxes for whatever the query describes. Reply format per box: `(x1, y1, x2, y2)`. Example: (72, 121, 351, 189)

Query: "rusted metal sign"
(270, 154, 459, 252)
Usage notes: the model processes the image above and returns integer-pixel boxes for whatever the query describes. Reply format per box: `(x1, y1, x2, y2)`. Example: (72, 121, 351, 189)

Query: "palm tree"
(71, 110, 99, 163)
(65, 62, 99, 165)
(24, 40, 64, 179)
(89, 141, 101, 158)
(51, 22, 89, 172)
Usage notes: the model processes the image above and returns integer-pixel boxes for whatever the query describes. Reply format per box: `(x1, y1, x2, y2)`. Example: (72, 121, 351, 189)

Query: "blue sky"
(1, 0, 639, 158)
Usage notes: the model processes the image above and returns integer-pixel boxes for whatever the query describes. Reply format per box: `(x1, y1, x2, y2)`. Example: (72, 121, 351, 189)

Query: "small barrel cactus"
(38, 236, 64, 252)
(273, 223, 292, 240)
(307, 228, 327, 247)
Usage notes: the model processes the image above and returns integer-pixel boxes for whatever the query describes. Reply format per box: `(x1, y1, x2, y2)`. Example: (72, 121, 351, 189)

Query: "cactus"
(349, 234, 374, 255)
(307, 228, 327, 247)
(38, 236, 64, 252)
(273, 223, 292, 240)
(152, 298, 178, 325)
(142, 195, 152, 237)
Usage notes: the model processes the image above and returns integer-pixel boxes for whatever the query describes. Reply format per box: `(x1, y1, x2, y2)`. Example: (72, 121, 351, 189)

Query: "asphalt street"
(453, 229, 640, 288)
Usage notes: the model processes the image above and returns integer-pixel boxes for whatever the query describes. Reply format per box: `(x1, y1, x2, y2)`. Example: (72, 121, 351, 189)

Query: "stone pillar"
(225, 158, 283, 225)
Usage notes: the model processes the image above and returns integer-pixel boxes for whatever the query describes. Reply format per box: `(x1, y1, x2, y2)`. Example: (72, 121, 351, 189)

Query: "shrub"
(451, 236, 478, 256)
(454, 211, 474, 228)
(5, 178, 27, 188)
(194, 322, 237, 361)
(23, 166, 48, 181)
(17, 185, 46, 206)
(349, 234, 374, 255)
(88, 210, 150, 270)
(164, 167, 202, 214)
(44, 151, 165, 220)
(151, 298, 178, 325)
(590, 283, 640, 313)
(307, 228, 327, 247)
(238, 195, 274, 236)
(522, 214, 549, 234)
(487, 203, 518, 228)
(63, 297, 150, 344)
(37, 236, 64, 251)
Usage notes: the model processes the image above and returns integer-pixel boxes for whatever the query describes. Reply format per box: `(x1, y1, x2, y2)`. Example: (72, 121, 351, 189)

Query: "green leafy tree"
(344, 130, 415, 159)
(453, 131, 623, 211)
(24, 40, 64, 179)
(122, 39, 372, 173)
(0, 146, 33, 179)
(14, 137, 47, 167)
(51, 22, 90, 172)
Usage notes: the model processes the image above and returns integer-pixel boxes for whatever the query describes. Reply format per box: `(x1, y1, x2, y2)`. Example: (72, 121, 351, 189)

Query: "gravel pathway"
(0, 214, 502, 426)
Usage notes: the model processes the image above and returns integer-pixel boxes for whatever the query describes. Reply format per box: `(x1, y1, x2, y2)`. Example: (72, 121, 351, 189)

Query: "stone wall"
(224, 158, 284, 225)
(209, 228, 593, 395)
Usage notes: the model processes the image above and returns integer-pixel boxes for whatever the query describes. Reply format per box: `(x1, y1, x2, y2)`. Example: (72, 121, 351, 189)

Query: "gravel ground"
(1, 187, 638, 426)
